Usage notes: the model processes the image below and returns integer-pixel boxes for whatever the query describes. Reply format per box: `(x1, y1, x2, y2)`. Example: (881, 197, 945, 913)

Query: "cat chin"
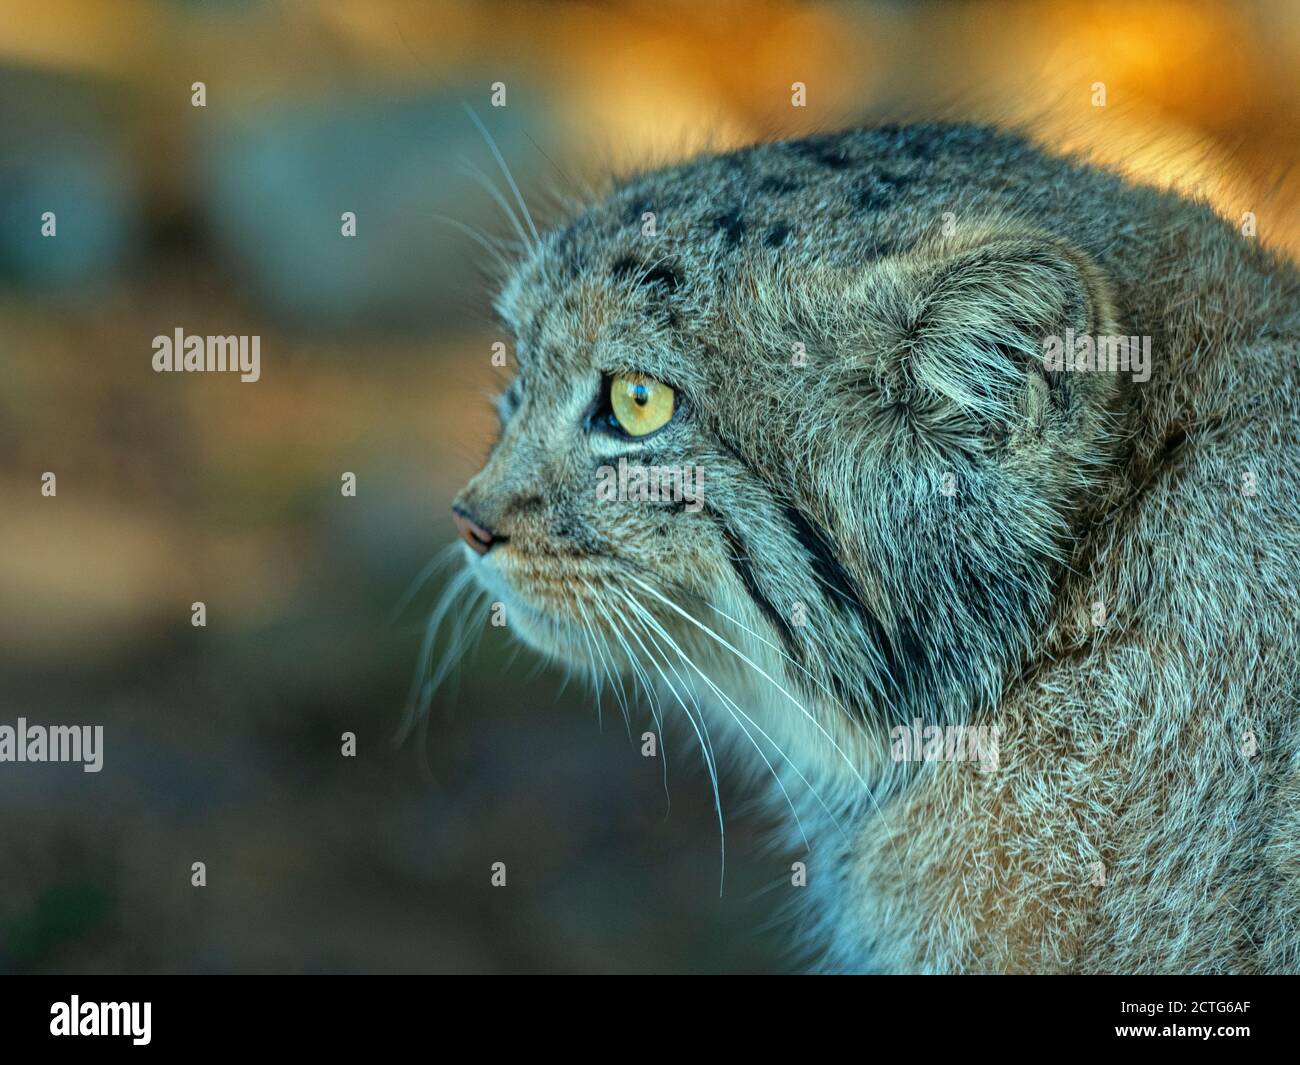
(491, 587, 653, 680)
(505, 608, 586, 663)
(467, 569, 594, 667)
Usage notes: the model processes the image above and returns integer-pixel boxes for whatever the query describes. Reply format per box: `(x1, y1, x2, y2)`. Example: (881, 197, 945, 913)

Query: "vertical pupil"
(632, 383, 649, 407)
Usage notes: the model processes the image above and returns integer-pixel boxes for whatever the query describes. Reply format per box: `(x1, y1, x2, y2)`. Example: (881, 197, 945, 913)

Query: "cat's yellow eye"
(610, 373, 675, 436)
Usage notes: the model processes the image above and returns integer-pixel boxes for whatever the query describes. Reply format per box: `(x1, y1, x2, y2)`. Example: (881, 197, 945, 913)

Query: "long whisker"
(570, 598, 606, 730)
(626, 573, 868, 788)
(580, 583, 671, 809)
(589, 599, 636, 740)
(397, 565, 496, 782)
(463, 102, 540, 246)
(619, 590, 817, 851)
(698, 596, 881, 744)
(614, 587, 848, 850)
(398, 566, 478, 743)
(720, 541, 904, 711)
(586, 601, 635, 736)
(592, 595, 661, 743)
(608, 595, 722, 795)
(413, 684, 437, 785)
(608, 591, 721, 788)
(623, 572, 908, 881)
(612, 555, 878, 733)
(420, 580, 491, 713)
(597, 593, 727, 892)
(389, 542, 462, 626)
(457, 158, 531, 249)
(431, 212, 516, 275)
(618, 613, 729, 892)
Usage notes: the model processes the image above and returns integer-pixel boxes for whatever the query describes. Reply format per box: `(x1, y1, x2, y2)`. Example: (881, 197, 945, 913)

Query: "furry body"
(452, 124, 1300, 972)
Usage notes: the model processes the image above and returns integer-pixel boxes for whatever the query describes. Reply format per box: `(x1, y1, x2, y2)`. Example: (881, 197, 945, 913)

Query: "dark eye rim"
(584, 372, 684, 442)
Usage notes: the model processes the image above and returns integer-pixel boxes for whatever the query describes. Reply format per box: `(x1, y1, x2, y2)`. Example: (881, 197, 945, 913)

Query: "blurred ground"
(0, 0, 1296, 972)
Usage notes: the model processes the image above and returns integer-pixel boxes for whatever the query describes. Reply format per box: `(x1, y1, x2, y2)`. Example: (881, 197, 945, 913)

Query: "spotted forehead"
(494, 126, 978, 357)
(496, 221, 694, 369)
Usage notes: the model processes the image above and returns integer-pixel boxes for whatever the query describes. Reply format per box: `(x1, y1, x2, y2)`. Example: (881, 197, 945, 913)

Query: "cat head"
(448, 125, 1126, 768)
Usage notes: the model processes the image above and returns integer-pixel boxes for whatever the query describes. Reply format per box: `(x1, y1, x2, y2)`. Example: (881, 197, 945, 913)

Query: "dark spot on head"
(867, 124, 934, 161)
(550, 218, 595, 277)
(758, 175, 803, 195)
(852, 182, 886, 212)
(764, 222, 791, 248)
(642, 264, 683, 292)
(624, 198, 654, 226)
(853, 232, 908, 261)
(849, 171, 916, 212)
(710, 209, 745, 248)
(611, 254, 682, 294)
(788, 134, 852, 169)
(611, 254, 641, 278)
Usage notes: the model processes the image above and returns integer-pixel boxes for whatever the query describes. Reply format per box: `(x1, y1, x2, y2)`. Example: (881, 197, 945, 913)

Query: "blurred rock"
(199, 91, 549, 333)
(0, 66, 137, 289)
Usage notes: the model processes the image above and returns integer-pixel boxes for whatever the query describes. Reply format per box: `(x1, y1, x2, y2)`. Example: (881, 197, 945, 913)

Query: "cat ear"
(896, 231, 1119, 427)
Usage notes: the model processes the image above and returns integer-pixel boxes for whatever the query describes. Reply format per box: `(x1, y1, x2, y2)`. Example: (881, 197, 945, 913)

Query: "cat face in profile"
(448, 125, 1125, 772)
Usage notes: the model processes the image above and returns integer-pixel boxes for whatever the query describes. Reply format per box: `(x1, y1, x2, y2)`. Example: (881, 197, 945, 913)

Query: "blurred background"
(0, 0, 1296, 973)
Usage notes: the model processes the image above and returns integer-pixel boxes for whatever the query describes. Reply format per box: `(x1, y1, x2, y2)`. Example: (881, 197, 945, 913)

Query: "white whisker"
(623, 572, 908, 882)
(622, 594, 816, 849)
(457, 158, 532, 250)
(593, 596, 661, 742)
(700, 597, 883, 743)
(463, 102, 540, 246)
(596, 593, 727, 893)
(389, 542, 462, 626)
(615, 588, 834, 850)
(580, 583, 671, 809)
(431, 212, 516, 274)
(399, 566, 477, 741)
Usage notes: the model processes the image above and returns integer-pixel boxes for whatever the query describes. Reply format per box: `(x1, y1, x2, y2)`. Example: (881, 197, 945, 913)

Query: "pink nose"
(452, 506, 497, 555)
